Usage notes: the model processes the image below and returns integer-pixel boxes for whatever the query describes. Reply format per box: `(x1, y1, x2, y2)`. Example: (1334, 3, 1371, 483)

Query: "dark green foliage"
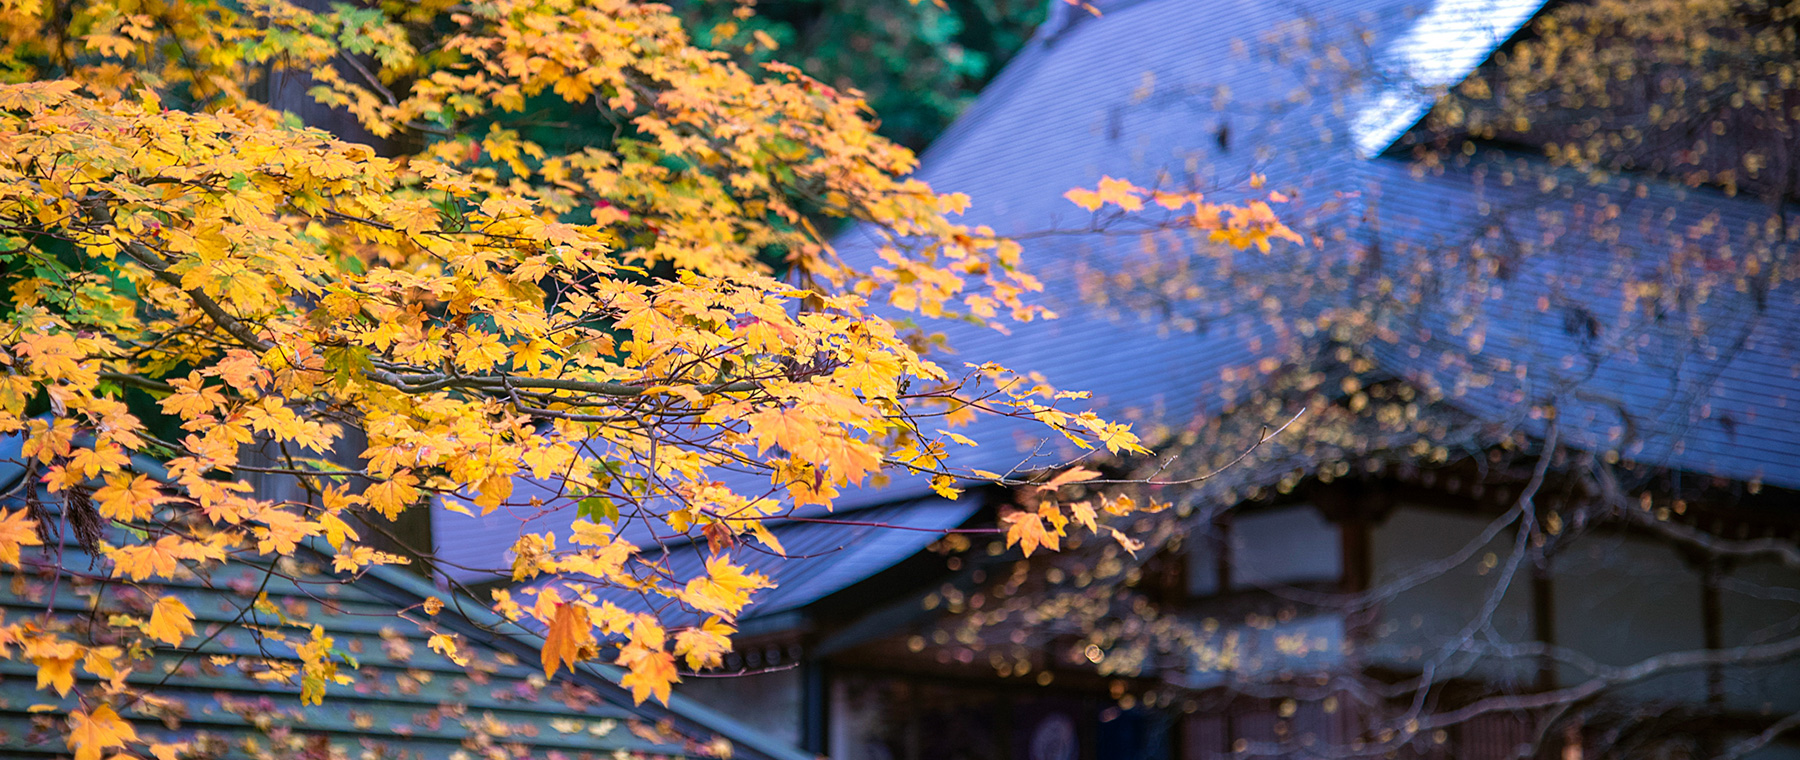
(682, 0, 1046, 150)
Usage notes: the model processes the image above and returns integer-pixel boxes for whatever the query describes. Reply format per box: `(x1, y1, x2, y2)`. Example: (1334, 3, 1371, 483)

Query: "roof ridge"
(1352, 0, 1552, 157)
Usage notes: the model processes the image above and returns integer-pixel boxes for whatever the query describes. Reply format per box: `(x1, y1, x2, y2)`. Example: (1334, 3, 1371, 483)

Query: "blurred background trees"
(677, 0, 1046, 150)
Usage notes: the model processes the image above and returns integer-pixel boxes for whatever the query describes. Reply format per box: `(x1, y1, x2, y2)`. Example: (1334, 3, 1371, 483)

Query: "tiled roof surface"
(0, 516, 808, 760)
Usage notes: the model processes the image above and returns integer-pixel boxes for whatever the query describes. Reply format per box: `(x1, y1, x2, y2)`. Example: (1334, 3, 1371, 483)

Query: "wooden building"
(432, 0, 1800, 758)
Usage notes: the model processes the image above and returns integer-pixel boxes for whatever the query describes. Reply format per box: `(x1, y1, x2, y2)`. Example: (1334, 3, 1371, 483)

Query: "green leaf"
(322, 345, 372, 389)
(578, 496, 619, 524)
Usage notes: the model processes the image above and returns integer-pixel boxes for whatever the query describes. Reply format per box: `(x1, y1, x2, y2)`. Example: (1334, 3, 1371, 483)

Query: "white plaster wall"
(1367, 506, 1535, 684)
(1720, 558, 1800, 713)
(1551, 532, 1706, 701)
(1232, 507, 1342, 588)
(1185, 505, 1342, 596)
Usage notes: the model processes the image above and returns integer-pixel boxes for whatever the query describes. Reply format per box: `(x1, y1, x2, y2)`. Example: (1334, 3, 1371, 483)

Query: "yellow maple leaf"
(253, 508, 321, 555)
(294, 624, 344, 706)
(680, 556, 771, 619)
(94, 473, 166, 522)
(107, 536, 186, 581)
(208, 349, 266, 390)
(1002, 509, 1056, 557)
(0, 507, 42, 567)
(1069, 500, 1098, 533)
(1096, 176, 1145, 211)
(68, 704, 137, 760)
(1034, 466, 1101, 492)
(1109, 527, 1146, 557)
(66, 444, 129, 478)
(749, 521, 785, 556)
(317, 509, 359, 551)
(554, 544, 635, 582)
(1101, 493, 1138, 516)
(929, 473, 962, 499)
(540, 602, 594, 678)
(158, 376, 225, 419)
(618, 646, 678, 705)
(366, 471, 419, 520)
(1094, 422, 1144, 454)
(453, 330, 508, 371)
(428, 633, 469, 666)
(36, 656, 78, 697)
(673, 617, 736, 670)
(473, 471, 514, 511)
(1063, 187, 1103, 212)
(144, 596, 195, 646)
(510, 533, 557, 581)
(26, 636, 82, 696)
(569, 519, 615, 546)
(333, 545, 400, 573)
(82, 646, 127, 690)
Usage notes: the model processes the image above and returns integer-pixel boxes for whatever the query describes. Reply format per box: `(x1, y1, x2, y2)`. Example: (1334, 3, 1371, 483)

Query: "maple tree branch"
(779, 515, 1001, 534)
(1058, 406, 1308, 488)
(679, 662, 799, 678)
(374, 371, 763, 398)
(1419, 634, 1800, 732)
(337, 51, 399, 107)
(1718, 710, 1800, 760)
(1603, 485, 1800, 568)
(111, 233, 274, 353)
(97, 263, 769, 399)
(99, 372, 175, 393)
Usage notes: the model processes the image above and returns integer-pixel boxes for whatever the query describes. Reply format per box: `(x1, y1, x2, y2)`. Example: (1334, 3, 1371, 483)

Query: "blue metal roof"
(435, 0, 1800, 585)
(827, 0, 1800, 493)
(536, 495, 982, 630)
(1356, 155, 1800, 488)
(431, 0, 1491, 580)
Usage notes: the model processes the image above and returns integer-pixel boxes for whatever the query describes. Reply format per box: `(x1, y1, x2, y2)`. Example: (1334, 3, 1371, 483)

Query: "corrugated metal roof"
(1355, 155, 1800, 488)
(437, 0, 1800, 583)
(546, 495, 982, 630)
(776, 0, 1426, 497)
(433, 0, 1431, 580)
(826, 0, 1800, 492)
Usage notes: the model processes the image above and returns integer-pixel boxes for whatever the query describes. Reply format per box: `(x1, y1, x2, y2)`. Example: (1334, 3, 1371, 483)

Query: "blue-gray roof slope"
(433, 0, 1439, 579)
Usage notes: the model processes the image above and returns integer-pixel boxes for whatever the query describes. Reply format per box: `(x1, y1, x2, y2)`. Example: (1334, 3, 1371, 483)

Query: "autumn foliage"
(0, 0, 1302, 756)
